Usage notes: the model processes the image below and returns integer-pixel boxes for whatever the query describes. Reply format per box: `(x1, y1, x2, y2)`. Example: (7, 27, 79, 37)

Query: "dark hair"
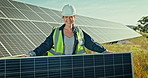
(62, 16, 76, 18)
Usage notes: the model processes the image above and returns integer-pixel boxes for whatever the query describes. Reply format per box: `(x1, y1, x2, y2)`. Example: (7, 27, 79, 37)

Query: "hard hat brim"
(62, 14, 75, 16)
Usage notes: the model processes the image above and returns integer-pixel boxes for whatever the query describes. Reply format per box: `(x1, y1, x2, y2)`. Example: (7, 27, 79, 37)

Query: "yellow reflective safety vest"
(48, 26, 86, 56)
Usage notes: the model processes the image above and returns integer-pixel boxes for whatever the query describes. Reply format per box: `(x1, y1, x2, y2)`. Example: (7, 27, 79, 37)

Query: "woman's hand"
(102, 50, 113, 53)
(19, 54, 31, 57)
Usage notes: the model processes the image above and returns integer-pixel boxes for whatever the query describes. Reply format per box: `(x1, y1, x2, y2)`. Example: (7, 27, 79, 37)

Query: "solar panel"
(0, 53, 134, 78)
(0, 10, 5, 18)
(0, 0, 141, 57)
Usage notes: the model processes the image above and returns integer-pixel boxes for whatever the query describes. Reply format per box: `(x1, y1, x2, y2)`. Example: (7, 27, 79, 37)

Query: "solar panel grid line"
(0, 36, 13, 56)
(0, 9, 59, 24)
(4, 19, 36, 48)
(32, 22, 52, 35)
(20, 11, 51, 37)
(92, 28, 106, 42)
(0, 51, 4, 57)
(7, 0, 38, 21)
(1, 20, 26, 54)
(39, 7, 59, 23)
(93, 55, 96, 78)
(52, 9, 63, 23)
(1, 17, 60, 25)
(81, 27, 105, 42)
(8, 21, 47, 48)
(82, 16, 95, 26)
(9, 1, 44, 21)
(90, 17, 100, 26)
(112, 53, 115, 78)
(86, 17, 95, 26)
(1, 33, 18, 56)
(88, 18, 96, 26)
(4, 59, 6, 78)
(1, 19, 35, 53)
(50, 9, 63, 23)
(9, 1, 51, 37)
(34, 58, 36, 78)
(102, 54, 106, 77)
(36, 12, 55, 22)
(0, 6, 28, 20)
(20, 59, 21, 78)
(71, 56, 74, 78)
(41, 8, 60, 23)
(12, 21, 42, 42)
(47, 57, 49, 78)
(76, 16, 88, 26)
(25, 4, 45, 13)
(121, 53, 125, 77)
(24, 3, 48, 23)
(17, 35, 34, 53)
(10, 0, 60, 23)
(81, 16, 93, 26)
(75, 20, 82, 25)
(21, 10, 44, 21)
(80, 24, 130, 29)
(0, 10, 5, 18)
(0, 0, 15, 8)
(0, 43, 9, 57)
(0, 39, 12, 56)
(3, 1, 36, 46)
(76, 15, 86, 25)
(131, 53, 134, 78)
(59, 56, 62, 78)
(9, 0, 31, 11)
(74, 15, 83, 25)
(48, 23, 61, 28)
(80, 17, 89, 25)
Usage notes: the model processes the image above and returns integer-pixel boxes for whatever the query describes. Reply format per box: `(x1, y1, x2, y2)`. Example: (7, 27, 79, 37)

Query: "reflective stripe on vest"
(48, 26, 86, 56)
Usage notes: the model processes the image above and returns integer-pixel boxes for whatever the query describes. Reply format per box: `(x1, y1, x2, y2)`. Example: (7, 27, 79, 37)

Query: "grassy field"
(86, 34, 148, 78)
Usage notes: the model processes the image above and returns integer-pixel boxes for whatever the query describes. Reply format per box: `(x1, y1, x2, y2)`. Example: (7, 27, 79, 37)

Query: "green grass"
(86, 35, 148, 78)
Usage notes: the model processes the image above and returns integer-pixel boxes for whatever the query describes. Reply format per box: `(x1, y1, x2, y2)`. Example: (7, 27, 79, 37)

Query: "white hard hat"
(61, 4, 76, 16)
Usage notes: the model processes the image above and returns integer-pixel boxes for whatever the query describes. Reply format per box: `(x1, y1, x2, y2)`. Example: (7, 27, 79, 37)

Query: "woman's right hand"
(20, 54, 31, 57)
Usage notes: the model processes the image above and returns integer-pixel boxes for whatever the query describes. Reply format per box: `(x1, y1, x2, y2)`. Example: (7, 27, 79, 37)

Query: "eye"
(64, 16, 67, 18)
(70, 16, 73, 18)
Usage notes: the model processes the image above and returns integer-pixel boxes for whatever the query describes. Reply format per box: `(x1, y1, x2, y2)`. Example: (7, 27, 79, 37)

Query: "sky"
(16, 0, 148, 25)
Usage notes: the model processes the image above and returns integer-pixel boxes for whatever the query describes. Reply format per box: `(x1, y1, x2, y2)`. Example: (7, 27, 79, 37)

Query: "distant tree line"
(133, 16, 148, 33)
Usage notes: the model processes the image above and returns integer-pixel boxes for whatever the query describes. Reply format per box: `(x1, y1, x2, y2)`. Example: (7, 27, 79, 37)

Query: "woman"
(25, 4, 110, 57)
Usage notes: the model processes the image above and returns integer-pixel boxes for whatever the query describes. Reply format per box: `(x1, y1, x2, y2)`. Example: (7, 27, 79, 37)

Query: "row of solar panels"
(0, 0, 141, 57)
(1, 0, 118, 26)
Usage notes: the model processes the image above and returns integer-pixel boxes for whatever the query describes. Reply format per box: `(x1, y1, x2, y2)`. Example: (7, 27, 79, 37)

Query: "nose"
(67, 17, 71, 20)
(67, 17, 71, 22)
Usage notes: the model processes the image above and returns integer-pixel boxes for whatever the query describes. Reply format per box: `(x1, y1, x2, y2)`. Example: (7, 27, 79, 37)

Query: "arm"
(83, 31, 108, 53)
(28, 29, 55, 56)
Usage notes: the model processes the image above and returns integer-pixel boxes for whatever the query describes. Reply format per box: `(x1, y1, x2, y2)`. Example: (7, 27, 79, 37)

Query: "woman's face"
(63, 16, 76, 26)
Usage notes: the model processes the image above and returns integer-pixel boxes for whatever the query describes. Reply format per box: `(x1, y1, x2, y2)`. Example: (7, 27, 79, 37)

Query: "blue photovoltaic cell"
(0, 60, 5, 78)
(21, 58, 34, 78)
(6, 59, 20, 78)
(0, 53, 134, 78)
